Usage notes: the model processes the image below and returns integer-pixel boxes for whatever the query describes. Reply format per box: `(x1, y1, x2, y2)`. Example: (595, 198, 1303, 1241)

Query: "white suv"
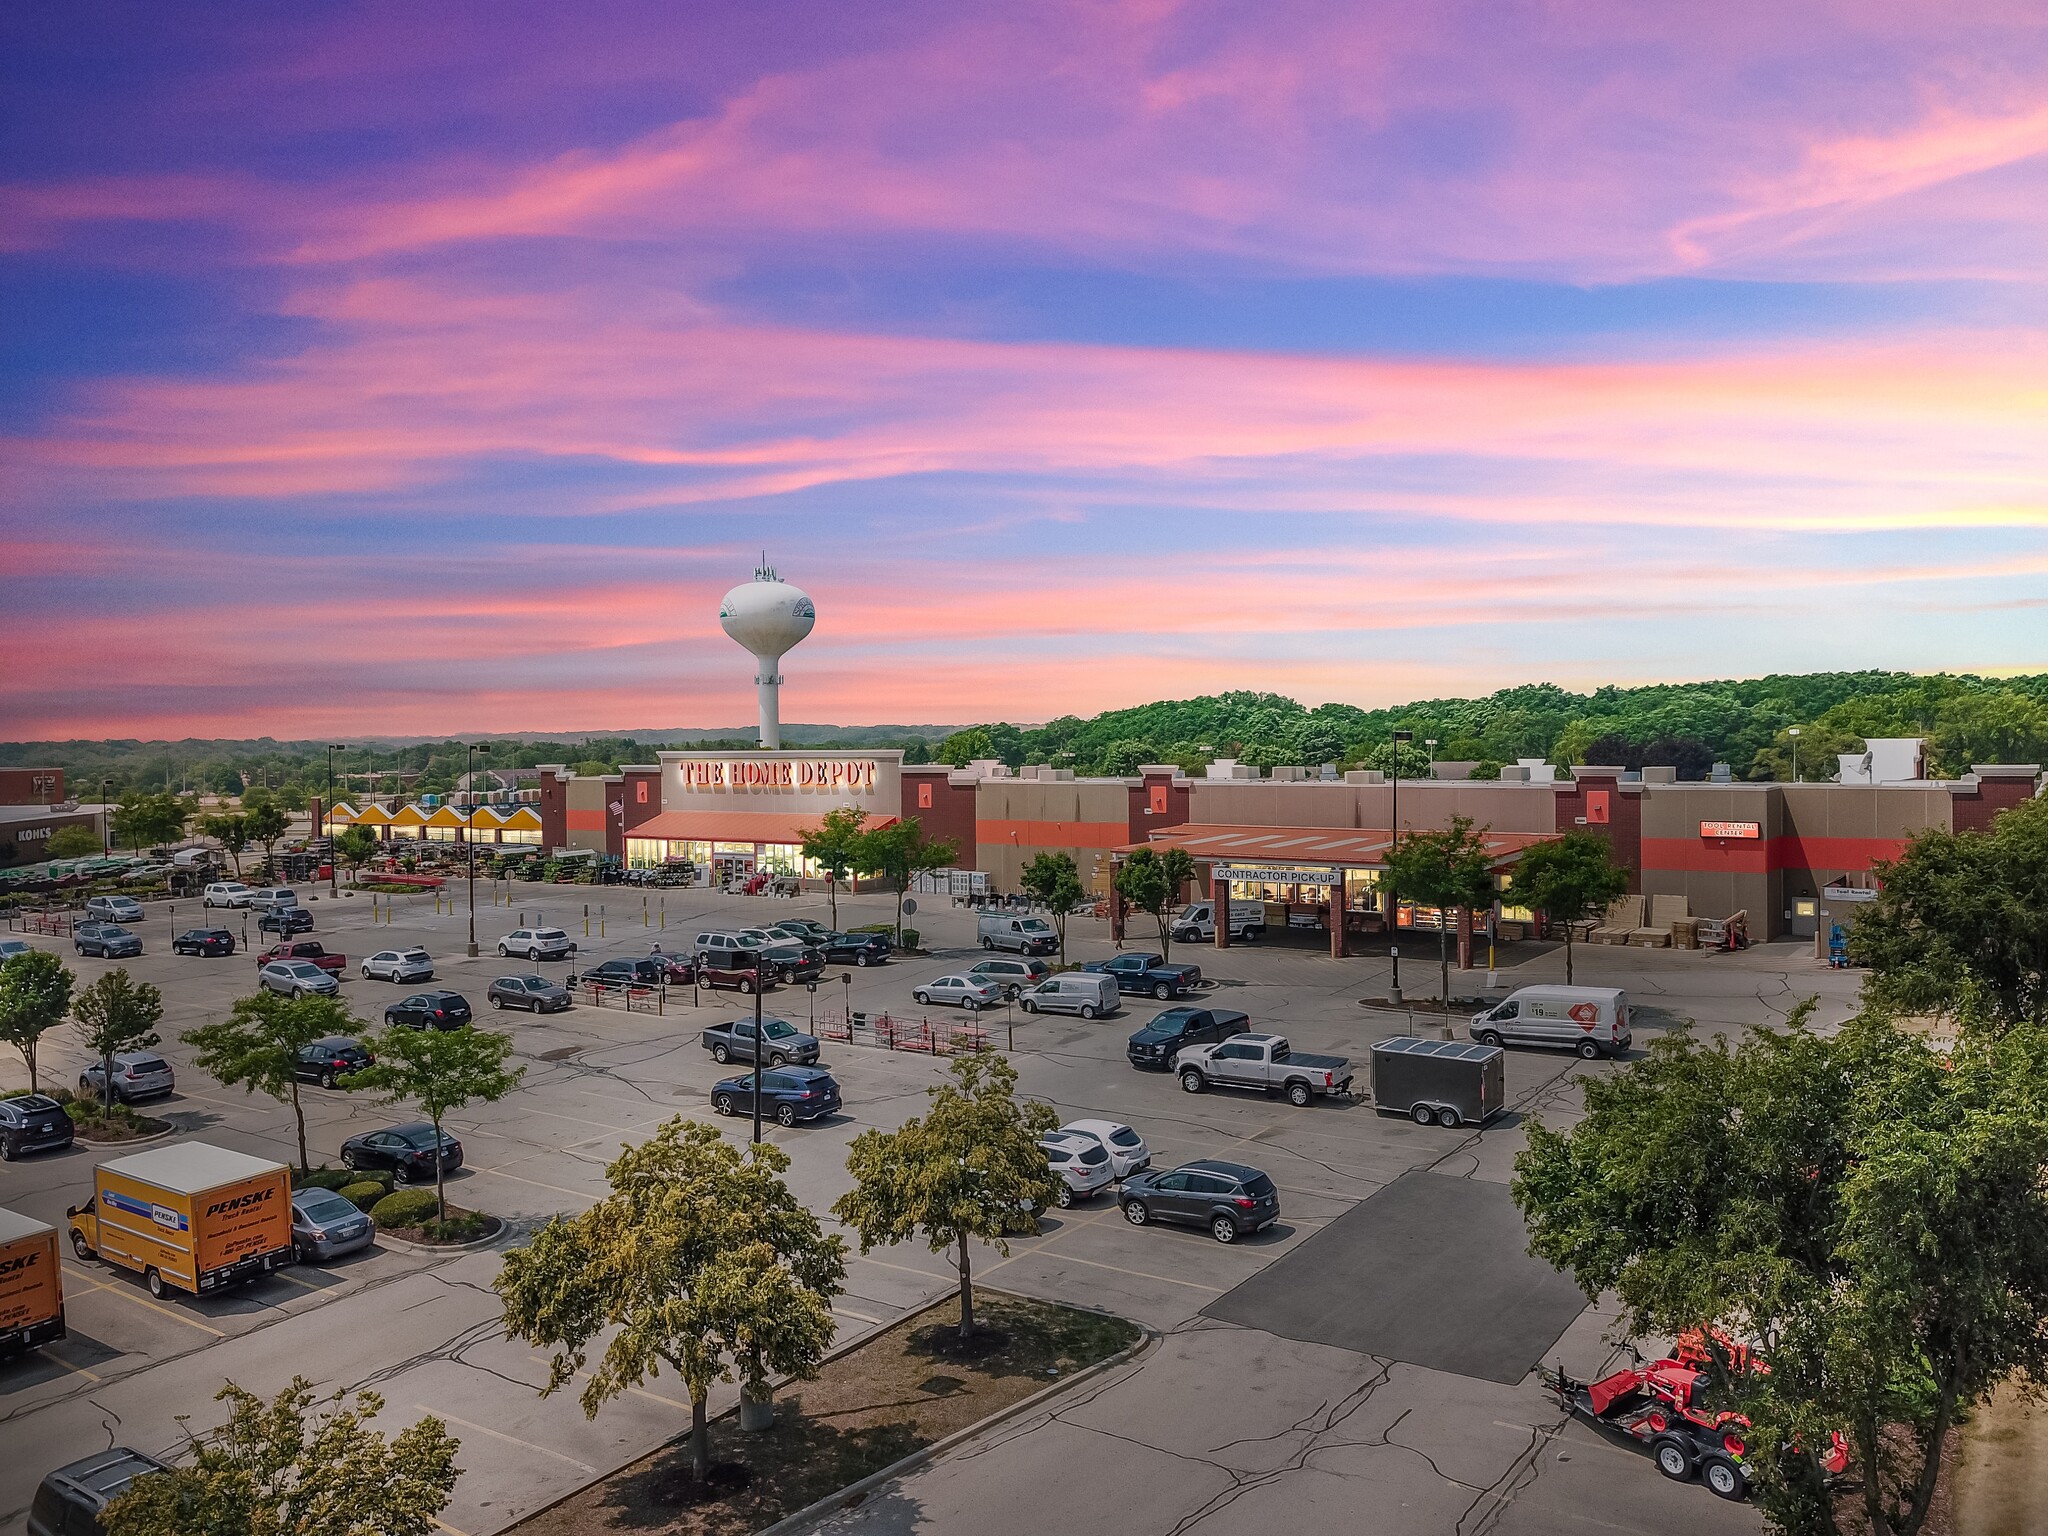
(203, 881, 254, 908)
(499, 928, 575, 961)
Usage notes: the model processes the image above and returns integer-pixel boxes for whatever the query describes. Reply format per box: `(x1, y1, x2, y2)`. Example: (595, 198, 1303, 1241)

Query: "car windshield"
(1110, 1128, 1143, 1147)
(1242, 1174, 1278, 1198)
(762, 1020, 797, 1038)
(299, 1193, 356, 1222)
(398, 1127, 447, 1148)
(1018, 919, 1051, 932)
(14, 1094, 60, 1112)
(129, 1057, 169, 1073)
(402, 950, 429, 962)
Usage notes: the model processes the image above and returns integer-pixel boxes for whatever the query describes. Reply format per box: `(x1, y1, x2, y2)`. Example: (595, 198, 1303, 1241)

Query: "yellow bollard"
(599, 905, 606, 938)
(643, 896, 649, 928)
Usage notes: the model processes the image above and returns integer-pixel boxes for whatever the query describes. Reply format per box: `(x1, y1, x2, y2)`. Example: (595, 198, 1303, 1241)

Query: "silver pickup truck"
(1172, 1032, 1354, 1107)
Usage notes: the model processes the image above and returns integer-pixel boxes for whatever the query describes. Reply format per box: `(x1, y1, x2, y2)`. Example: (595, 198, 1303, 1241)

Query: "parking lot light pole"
(1389, 729, 1413, 1006)
(100, 776, 112, 854)
(326, 745, 344, 896)
(466, 742, 490, 957)
(752, 956, 766, 1145)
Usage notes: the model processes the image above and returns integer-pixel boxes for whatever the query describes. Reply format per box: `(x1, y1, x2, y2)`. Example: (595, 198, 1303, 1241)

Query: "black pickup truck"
(1084, 952, 1203, 1000)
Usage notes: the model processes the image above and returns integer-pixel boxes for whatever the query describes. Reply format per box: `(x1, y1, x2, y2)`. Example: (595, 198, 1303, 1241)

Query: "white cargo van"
(1018, 972, 1120, 1019)
(978, 914, 1059, 956)
(1469, 985, 1631, 1059)
(1171, 901, 1264, 944)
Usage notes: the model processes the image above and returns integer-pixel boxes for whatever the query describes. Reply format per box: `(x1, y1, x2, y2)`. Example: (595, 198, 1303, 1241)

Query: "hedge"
(339, 1181, 390, 1211)
(296, 1165, 392, 1195)
(370, 1189, 442, 1229)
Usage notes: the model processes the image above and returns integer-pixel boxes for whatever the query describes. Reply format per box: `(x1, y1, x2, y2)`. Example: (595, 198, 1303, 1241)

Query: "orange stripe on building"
(565, 809, 609, 832)
(976, 819, 1130, 850)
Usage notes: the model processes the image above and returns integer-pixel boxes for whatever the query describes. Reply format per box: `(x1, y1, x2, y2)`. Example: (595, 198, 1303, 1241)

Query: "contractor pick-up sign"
(679, 758, 879, 792)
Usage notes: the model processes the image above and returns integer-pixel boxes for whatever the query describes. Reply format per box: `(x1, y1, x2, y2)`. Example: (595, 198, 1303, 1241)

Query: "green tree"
(111, 790, 189, 853)
(936, 727, 996, 767)
(1509, 832, 1632, 985)
(185, 992, 358, 1173)
(496, 1121, 844, 1484)
(1101, 738, 1158, 776)
(334, 825, 380, 884)
(73, 969, 164, 1111)
(798, 805, 868, 929)
(1848, 797, 2048, 1029)
(46, 824, 103, 860)
(856, 817, 959, 946)
(350, 1026, 523, 1221)
(102, 1377, 460, 1536)
(1382, 814, 1498, 1004)
(1018, 851, 1085, 966)
(244, 800, 291, 877)
(0, 949, 75, 1095)
(197, 810, 250, 877)
(1113, 846, 1197, 960)
(1513, 1007, 2048, 1536)
(833, 1051, 1059, 1341)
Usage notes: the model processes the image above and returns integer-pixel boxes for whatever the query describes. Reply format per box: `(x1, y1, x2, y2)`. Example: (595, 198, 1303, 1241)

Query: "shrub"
(416, 1211, 493, 1243)
(340, 1181, 390, 1211)
(295, 1166, 363, 1192)
(370, 1189, 442, 1229)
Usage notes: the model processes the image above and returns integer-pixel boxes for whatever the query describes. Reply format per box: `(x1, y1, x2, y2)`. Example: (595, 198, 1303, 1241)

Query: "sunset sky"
(3, 2, 2044, 738)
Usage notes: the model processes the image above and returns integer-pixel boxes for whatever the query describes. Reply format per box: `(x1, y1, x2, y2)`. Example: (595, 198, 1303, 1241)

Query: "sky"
(2, 1, 2045, 739)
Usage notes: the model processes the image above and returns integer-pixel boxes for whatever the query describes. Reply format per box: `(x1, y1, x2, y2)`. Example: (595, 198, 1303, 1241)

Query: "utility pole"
(1389, 728, 1412, 1006)
(466, 742, 491, 956)
(752, 953, 766, 1146)
(327, 744, 344, 896)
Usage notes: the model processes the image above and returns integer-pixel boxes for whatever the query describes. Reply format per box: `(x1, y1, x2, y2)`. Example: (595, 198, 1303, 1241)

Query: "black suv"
(1119, 1159, 1280, 1244)
(384, 991, 472, 1030)
(174, 928, 236, 956)
(820, 932, 891, 966)
(0, 1093, 74, 1160)
(293, 1036, 373, 1088)
(258, 905, 315, 936)
(571, 956, 668, 991)
(28, 1449, 170, 1536)
(1126, 1007, 1251, 1070)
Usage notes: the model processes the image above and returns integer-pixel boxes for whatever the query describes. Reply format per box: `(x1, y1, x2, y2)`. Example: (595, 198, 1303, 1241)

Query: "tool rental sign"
(680, 759, 879, 792)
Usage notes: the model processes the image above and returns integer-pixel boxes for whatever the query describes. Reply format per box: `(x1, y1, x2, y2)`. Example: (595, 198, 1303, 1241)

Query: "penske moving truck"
(68, 1143, 293, 1300)
(0, 1207, 64, 1356)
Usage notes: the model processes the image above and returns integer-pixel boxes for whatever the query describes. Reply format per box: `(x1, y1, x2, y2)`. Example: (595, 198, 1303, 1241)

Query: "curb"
(754, 1321, 1159, 1536)
(375, 1215, 510, 1255)
(72, 1123, 177, 1148)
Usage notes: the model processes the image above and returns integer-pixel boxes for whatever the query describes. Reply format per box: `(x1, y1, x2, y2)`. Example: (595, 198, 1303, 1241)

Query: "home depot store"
(531, 751, 2040, 943)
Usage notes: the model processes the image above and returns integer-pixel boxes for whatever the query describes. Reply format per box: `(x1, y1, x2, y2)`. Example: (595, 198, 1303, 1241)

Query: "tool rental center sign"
(680, 759, 879, 792)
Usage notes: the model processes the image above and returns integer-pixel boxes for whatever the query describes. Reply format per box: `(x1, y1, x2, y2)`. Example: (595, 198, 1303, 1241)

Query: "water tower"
(719, 561, 815, 750)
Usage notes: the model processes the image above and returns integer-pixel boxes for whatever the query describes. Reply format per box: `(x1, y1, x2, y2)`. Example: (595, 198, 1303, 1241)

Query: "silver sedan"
(911, 974, 1005, 1012)
(291, 1189, 374, 1261)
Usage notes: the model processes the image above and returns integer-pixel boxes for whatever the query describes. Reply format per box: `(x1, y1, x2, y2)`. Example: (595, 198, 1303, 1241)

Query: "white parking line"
(414, 1406, 596, 1474)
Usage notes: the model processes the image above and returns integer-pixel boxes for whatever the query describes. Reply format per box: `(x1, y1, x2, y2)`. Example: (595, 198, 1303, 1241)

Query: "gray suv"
(1119, 1159, 1280, 1244)
(28, 1449, 170, 1536)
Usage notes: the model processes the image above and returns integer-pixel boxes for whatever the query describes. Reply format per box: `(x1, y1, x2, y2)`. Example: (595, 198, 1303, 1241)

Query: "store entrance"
(713, 851, 755, 888)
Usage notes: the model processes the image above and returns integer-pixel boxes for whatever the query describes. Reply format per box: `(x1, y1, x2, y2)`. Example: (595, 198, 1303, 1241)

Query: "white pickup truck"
(1172, 1032, 1354, 1107)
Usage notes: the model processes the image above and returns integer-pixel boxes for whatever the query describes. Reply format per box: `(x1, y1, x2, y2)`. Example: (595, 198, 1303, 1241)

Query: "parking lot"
(0, 883, 1865, 1535)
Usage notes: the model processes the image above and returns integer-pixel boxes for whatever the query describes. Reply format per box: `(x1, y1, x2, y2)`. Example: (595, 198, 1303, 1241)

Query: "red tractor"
(1540, 1353, 1790, 1501)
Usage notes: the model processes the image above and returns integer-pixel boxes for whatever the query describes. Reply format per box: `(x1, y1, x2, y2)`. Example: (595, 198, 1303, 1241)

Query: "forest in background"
(5, 670, 2046, 803)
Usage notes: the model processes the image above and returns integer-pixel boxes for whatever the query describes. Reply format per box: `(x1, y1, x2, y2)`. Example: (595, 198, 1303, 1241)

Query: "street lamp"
(751, 952, 767, 1146)
(1788, 726, 1803, 784)
(1389, 729, 1413, 1005)
(100, 776, 112, 854)
(466, 743, 491, 956)
(326, 745, 344, 895)
(1425, 738, 1438, 779)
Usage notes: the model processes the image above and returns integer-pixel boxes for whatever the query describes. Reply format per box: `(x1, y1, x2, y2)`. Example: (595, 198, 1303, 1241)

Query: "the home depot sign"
(679, 759, 879, 792)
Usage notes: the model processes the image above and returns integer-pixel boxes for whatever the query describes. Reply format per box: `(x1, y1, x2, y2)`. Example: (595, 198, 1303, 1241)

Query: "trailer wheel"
(1411, 1102, 1436, 1125)
(1436, 1105, 1462, 1129)
(145, 1268, 166, 1299)
(71, 1230, 93, 1259)
(1700, 1455, 1746, 1500)
(1653, 1440, 1694, 1481)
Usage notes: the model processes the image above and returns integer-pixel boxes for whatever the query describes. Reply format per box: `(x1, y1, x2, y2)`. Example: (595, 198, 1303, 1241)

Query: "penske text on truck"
(68, 1143, 293, 1300)
(0, 1207, 64, 1355)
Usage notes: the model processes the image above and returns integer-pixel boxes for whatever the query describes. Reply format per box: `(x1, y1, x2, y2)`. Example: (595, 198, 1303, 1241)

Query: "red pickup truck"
(256, 939, 346, 974)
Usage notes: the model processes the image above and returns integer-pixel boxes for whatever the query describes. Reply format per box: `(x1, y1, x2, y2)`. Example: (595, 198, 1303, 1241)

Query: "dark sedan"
(0, 1093, 73, 1160)
(173, 928, 236, 956)
(293, 1036, 373, 1088)
(710, 1067, 842, 1126)
(1119, 1159, 1280, 1244)
(820, 932, 891, 966)
(384, 991, 472, 1030)
(341, 1122, 463, 1184)
(258, 906, 315, 936)
(74, 923, 143, 959)
(487, 975, 573, 1012)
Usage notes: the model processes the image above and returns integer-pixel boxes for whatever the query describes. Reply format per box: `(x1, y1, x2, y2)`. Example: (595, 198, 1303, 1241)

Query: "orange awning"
(1118, 822, 1555, 869)
(627, 811, 898, 845)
